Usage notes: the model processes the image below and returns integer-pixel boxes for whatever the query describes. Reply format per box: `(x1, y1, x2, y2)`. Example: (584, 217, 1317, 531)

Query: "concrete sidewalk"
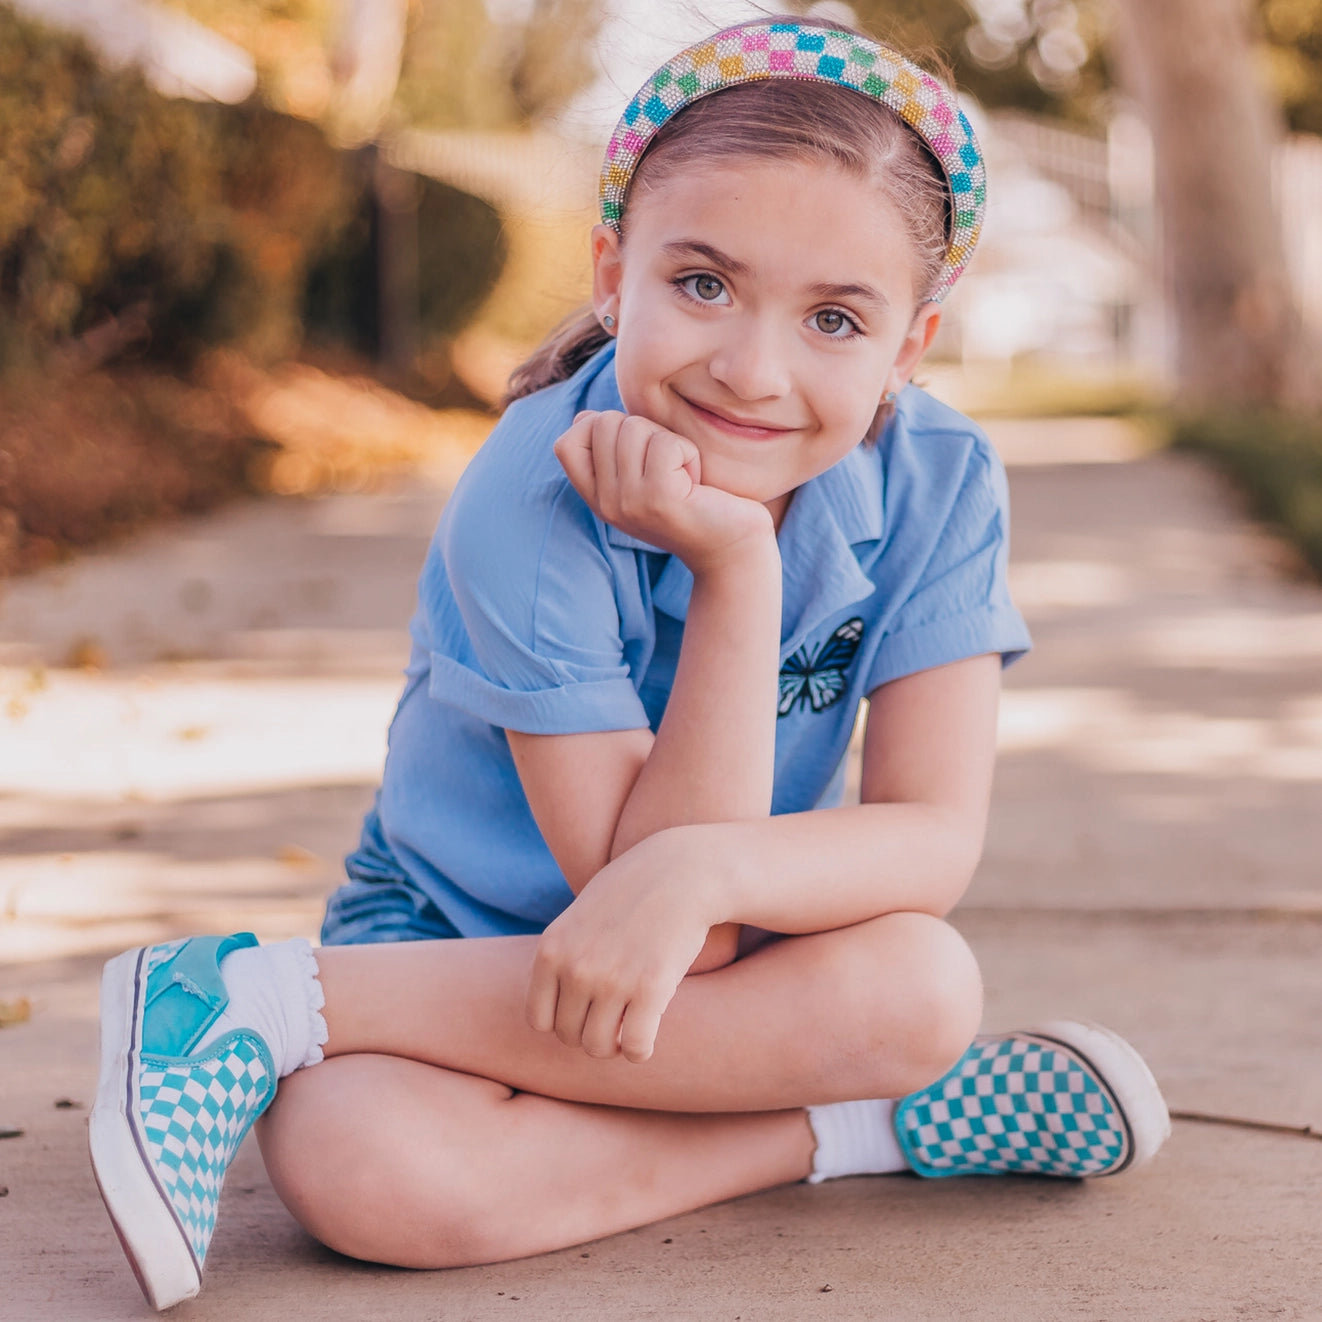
(2, 418, 1320, 1320)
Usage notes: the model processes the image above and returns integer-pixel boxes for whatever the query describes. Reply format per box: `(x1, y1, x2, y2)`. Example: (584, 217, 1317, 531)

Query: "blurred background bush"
(1, 0, 1320, 580)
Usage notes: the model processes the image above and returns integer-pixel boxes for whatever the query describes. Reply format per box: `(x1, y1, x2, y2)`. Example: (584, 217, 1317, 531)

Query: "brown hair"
(504, 22, 953, 420)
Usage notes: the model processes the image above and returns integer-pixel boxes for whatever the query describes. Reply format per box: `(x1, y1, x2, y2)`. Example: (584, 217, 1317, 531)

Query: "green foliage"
(845, 0, 1322, 134)
(1258, 0, 1322, 134)
(842, 0, 1112, 126)
(1171, 410, 1322, 578)
(0, 2, 357, 370)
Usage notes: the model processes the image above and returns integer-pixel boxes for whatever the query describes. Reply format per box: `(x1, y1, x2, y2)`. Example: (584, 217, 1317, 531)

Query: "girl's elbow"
(923, 817, 987, 917)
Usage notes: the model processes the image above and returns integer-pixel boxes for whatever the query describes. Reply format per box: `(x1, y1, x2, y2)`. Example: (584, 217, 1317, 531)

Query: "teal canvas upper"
(141, 932, 258, 1058)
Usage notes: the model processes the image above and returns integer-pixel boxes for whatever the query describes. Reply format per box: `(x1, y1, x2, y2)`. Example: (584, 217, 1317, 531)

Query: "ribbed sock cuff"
(203, 937, 328, 1079)
(805, 1098, 906, 1183)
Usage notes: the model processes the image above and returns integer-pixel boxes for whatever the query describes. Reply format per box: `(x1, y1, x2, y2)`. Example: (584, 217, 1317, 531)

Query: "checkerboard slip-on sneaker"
(895, 1020, 1170, 1179)
(90, 934, 277, 1311)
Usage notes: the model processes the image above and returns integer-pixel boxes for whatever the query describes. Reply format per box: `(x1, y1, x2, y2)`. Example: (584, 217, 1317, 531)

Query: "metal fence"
(992, 108, 1322, 338)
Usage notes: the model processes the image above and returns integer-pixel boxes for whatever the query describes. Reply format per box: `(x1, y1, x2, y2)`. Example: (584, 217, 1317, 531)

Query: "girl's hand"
(525, 831, 727, 1063)
(554, 410, 774, 574)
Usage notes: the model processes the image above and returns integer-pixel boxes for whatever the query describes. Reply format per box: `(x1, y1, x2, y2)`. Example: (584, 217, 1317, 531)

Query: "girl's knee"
(829, 912, 982, 1097)
(257, 1058, 506, 1268)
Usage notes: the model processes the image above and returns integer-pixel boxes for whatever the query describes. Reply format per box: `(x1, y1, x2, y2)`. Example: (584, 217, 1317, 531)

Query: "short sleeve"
(421, 434, 650, 736)
(864, 439, 1031, 693)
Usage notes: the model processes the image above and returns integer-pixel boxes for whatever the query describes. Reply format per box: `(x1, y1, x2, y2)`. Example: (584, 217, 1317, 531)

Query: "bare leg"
(258, 912, 980, 1265)
(315, 911, 983, 1111)
(259, 1055, 814, 1267)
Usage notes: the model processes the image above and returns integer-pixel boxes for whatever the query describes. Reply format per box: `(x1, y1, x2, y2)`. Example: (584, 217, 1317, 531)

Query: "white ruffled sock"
(195, 938, 328, 1078)
(805, 1098, 907, 1182)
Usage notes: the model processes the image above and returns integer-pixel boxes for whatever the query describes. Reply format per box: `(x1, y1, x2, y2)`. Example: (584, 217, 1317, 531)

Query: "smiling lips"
(681, 396, 797, 440)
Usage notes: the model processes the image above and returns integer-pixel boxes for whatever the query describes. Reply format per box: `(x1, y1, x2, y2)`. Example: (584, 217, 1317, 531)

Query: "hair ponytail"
(503, 308, 611, 407)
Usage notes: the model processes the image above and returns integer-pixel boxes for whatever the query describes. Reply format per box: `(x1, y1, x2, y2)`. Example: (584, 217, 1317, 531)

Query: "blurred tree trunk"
(1108, 0, 1319, 409)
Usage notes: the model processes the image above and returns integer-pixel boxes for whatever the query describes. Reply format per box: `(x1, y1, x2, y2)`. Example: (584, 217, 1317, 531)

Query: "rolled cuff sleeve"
(427, 652, 648, 734)
(426, 460, 652, 736)
(865, 605, 1032, 692)
(863, 435, 1031, 692)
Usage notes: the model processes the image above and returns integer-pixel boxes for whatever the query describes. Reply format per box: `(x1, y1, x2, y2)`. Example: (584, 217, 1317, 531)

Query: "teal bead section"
(895, 1032, 1131, 1178)
(137, 1031, 276, 1266)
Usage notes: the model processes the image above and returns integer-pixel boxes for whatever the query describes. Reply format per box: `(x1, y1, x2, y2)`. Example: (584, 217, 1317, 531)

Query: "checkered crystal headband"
(600, 21, 986, 302)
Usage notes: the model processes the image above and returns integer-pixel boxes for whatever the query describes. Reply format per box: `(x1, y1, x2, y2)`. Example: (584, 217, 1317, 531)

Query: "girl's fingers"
(618, 993, 667, 1065)
(588, 412, 624, 506)
(579, 997, 626, 1060)
(553, 413, 599, 505)
(524, 948, 562, 1034)
(641, 429, 698, 481)
(551, 979, 594, 1050)
(613, 415, 654, 495)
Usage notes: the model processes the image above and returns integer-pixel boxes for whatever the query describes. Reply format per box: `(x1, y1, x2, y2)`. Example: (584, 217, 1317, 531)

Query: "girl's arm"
(525, 650, 1001, 1061)
(508, 411, 783, 963)
(639, 649, 1003, 933)
(506, 537, 780, 889)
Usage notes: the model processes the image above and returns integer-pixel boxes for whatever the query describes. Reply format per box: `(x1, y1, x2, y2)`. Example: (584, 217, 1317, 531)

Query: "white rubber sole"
(1026, 1020, 1172, 1174)
(88, 948, 202, 1312)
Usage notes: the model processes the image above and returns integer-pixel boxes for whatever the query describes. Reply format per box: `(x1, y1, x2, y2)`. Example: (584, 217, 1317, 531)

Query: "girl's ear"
(884, 303, 942, 398)
(591, 224, 624, 327)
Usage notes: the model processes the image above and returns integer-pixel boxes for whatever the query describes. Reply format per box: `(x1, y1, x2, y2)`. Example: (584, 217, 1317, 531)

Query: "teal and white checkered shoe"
(895, 1021, 1170, 1179)
(90, 934, 277, 1311)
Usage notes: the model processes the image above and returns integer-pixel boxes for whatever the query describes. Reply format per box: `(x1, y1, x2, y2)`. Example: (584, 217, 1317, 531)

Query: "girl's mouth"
(680, 396, 795, 440)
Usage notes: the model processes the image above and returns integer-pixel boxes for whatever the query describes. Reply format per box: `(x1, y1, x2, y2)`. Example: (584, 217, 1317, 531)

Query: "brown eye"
(694, 275, 724, 301)
(814, 309, 852, 336)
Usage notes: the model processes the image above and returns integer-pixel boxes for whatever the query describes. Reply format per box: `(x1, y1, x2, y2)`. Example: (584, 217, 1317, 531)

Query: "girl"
(89, 17, 1170, 1312)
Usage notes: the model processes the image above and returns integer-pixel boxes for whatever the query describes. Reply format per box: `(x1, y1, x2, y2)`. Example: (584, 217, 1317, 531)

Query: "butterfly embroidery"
(777, 617, 864, 717)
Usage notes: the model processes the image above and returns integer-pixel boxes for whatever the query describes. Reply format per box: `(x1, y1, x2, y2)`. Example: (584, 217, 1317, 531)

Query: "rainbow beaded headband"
(600, 20, 986, 302)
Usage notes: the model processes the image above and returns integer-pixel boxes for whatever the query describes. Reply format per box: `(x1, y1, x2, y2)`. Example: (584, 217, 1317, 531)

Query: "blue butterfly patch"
(777, 617, 864, 717)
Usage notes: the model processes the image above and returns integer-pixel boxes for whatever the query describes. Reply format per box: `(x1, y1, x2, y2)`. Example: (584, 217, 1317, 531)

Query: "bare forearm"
(668, 801, 988, 934)
(611, 539, 782, 858)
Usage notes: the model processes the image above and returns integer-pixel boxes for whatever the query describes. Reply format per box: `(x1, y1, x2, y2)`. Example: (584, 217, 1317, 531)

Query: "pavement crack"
(1170, 1110, 1322, 1142)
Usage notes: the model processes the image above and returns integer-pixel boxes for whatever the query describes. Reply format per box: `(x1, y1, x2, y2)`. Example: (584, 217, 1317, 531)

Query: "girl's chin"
(695, 458, 788, 506)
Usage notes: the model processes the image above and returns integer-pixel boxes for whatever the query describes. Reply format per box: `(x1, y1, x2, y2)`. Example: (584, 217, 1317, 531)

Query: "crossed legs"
(256, 911, 982, 1266)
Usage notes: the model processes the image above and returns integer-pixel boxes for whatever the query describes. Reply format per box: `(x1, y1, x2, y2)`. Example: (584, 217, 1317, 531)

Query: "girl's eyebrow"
(661, 240, 750, 276)
(808, 280, 889, 311)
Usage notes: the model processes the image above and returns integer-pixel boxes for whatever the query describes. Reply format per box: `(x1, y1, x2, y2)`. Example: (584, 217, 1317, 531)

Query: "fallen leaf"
(0, 998, 31, 1028)
(276, 844, 319, 869)
(66, 637, 106, 670)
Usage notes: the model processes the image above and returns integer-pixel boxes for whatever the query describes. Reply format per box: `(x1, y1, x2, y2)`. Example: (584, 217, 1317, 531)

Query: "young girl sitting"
(90, 17, 1170, 1312)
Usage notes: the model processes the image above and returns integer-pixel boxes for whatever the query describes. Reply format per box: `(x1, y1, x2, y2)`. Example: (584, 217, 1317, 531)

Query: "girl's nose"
(706, 319, 792, 401)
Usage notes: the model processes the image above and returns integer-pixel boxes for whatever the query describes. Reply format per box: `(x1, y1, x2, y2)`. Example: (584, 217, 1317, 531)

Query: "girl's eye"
(679, 273, 729, 303)
(812, 308, 860, 338)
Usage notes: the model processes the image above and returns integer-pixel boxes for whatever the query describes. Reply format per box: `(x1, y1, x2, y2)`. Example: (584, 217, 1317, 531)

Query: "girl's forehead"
(624, 158, 915, 292)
